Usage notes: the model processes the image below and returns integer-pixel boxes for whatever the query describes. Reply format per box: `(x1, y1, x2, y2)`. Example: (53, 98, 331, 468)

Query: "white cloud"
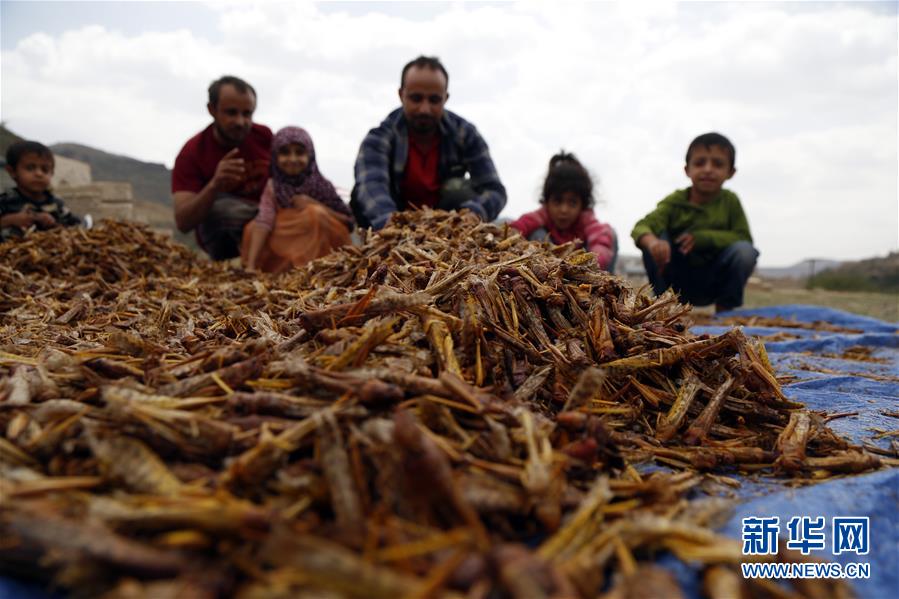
(1, 1, 895, 265)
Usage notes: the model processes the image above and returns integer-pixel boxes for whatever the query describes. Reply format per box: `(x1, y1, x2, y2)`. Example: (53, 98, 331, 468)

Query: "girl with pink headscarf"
(241, 126, 353, 272)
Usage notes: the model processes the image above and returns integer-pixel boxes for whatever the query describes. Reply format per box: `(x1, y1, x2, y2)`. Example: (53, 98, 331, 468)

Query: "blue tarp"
(693, 305, 898, 598)
(2, 305, 897, 598)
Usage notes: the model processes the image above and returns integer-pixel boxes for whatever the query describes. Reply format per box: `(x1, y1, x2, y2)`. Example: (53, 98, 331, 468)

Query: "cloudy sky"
(1, 1, 896, 266)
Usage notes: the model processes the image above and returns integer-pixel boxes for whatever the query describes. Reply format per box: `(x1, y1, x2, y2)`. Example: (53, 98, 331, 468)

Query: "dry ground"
(622, 275, 897, 323)
(742, 286, 898, 323)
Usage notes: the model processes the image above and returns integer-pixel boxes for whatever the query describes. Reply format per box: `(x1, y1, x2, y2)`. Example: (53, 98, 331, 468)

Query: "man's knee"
(207, 195, 258, 222)
(438, 177, 476, 211)
(200, 196, 258, 261)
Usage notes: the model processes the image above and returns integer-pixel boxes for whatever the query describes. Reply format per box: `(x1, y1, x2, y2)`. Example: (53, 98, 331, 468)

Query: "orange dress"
(241, 202, 350, 273)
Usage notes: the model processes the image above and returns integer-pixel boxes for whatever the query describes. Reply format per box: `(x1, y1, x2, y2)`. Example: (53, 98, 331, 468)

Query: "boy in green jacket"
(631, 132, 758, 312)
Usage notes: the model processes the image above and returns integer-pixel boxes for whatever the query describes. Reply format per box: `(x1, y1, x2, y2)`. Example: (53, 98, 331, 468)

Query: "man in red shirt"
(172, 75, 273, 260)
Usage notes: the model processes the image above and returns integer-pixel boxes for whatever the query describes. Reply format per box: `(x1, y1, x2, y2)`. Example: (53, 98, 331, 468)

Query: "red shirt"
(172, 123, 273, 203)
(400, 137, 441, 209)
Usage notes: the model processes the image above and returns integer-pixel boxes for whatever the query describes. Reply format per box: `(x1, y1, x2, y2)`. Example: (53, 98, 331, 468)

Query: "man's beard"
(215, 123, 249, 146)
(409, 115, 438, 136)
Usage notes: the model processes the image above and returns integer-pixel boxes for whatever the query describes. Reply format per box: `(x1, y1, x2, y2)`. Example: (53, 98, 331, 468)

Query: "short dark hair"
(5, 141, 54, 169)
(686, 132, 736, 169)
(541, 151, 595, 209)
(208, 75, 256, 107)
(400, 56, 449, 90)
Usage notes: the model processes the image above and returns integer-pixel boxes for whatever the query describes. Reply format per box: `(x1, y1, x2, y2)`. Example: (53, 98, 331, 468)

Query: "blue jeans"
(642, 238, 758, 309)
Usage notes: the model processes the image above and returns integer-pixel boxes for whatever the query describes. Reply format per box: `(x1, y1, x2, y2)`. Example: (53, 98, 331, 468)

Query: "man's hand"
(675, 232, 694, 255)
(33, 212, 58, 228)
(211, 148, 246, 192)
(648, 238, 672, 272)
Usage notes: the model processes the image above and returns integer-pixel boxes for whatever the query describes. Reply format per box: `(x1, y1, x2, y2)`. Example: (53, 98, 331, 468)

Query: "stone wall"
(1, 153, 92, 190)
(55, 182, 135, 222)
(52, 155, 92, 187)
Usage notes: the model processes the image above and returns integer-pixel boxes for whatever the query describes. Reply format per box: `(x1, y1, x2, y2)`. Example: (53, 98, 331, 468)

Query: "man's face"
(208, 84, 256, 146)
(684, 145, 735, 196)
(7, 152, 54, 200)
(399, 66, 448, 136)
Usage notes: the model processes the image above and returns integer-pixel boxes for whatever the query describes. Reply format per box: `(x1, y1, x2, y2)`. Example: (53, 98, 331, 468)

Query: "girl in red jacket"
(510, 151, 617, 271)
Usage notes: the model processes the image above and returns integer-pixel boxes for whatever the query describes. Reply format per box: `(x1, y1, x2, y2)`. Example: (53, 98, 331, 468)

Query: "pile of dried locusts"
(0, 213, 882, 598)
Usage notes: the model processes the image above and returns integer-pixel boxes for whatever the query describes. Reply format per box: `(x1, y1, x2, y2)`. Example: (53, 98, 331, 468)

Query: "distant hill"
(50, 142, 172, 206)
(0, 122, 24, 154)
(808, 252, 899, 293)
(757, 259, 843, 280)
(1, 123, 172, 208)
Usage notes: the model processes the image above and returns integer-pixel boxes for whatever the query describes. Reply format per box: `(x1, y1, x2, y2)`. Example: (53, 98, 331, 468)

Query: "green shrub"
(807, 253, 899, 293)
(807, 271, 878, 292)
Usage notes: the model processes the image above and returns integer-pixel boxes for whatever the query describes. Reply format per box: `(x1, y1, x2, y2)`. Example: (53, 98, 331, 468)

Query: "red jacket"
(511, 206, 615, 270)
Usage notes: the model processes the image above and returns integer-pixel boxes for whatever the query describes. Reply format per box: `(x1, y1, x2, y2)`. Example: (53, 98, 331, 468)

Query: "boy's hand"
(211, 148, 246, 192)
(4, 210, 35, 229)
(675, 232, 695, 255)
(34, 212, 58, 228)
(649, 239, 671, 271)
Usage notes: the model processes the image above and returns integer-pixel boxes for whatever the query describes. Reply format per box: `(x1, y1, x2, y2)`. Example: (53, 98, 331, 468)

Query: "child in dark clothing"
(1, 141, 81, 242)
(631, 132, 758, 312)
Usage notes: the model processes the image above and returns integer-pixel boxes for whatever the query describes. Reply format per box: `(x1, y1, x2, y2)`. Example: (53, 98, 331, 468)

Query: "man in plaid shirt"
(350, 56, 507, 230)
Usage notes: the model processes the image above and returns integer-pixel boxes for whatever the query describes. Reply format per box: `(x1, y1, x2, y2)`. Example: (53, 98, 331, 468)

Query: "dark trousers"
(196, 196, 258, 261)
(642, 237, 759, 309)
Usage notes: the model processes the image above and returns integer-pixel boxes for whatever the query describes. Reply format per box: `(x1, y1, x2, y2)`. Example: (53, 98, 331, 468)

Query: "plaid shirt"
(351, 108, 506, 229)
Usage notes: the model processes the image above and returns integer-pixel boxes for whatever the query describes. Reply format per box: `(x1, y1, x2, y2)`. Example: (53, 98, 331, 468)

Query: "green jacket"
(631, 188, 753, 266)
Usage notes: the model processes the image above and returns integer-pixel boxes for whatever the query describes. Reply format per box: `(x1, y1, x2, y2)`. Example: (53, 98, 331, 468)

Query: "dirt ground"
(742, 286, 898, 323)
(621, 274, 897, 323)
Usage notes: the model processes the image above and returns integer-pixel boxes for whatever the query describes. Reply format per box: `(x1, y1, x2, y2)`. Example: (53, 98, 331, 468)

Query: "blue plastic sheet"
(693, 305, 899, 597)
(2, 305, 897, 597)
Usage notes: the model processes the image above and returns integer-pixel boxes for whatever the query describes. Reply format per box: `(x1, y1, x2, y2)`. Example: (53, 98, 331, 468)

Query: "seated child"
(631, 132, 758, 312)
(1, 141, 81, 242)
(241, 127, 353, 273)
(510, 151, 617, 271)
